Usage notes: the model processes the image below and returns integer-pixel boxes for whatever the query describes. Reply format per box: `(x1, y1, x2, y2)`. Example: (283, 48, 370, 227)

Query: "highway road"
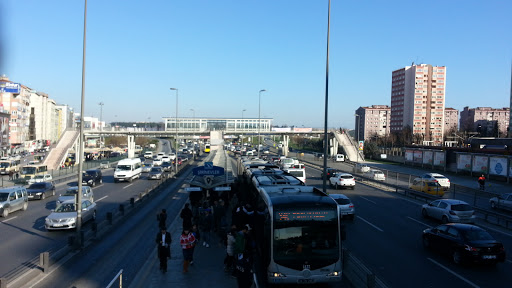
(304, 164, 512, 288)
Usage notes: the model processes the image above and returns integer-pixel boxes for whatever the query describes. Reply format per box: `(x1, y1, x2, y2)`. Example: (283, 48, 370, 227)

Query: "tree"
(363, 141, 379, 160)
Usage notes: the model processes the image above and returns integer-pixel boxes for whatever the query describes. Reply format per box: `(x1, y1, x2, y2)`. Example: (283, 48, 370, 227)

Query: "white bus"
(0, 160, 21, 175)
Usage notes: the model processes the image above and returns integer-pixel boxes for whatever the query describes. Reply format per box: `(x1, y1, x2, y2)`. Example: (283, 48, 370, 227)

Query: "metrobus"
(0, 159, 21, 175)
(204, 144, 211, 153)
(20, 165, 48, 180)
(249, 185, 343, 285)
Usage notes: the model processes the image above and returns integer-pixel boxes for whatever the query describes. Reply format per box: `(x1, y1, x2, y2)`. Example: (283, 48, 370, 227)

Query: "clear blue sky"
(1, 0, 511, 128)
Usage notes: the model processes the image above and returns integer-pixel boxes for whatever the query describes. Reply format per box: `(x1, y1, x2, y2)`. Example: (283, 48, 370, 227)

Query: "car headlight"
(36, 192, 42, 195)
(88, 180, 93, 184)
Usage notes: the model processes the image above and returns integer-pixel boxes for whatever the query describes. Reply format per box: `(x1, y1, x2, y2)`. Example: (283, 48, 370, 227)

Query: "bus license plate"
(298, 279, 315, 284)
(482, 255, 496, 259)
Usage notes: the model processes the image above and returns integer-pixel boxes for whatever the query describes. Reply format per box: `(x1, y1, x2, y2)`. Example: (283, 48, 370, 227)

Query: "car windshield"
(29, 183, 46, 189)
(150, 168, 161, 172)
(463, 229, 495, 241)
(334, 198, 351, 205)
(55, 203, 76, 213)
(0, 162, 10, 168)
(434, 175, 447, 179)
(451, 204, 473, 211)
(83, 171, 96, 177)
(35, 175, 45, 179)
(63, 189, 78, 196)
(116, 165, 132, 171)
(0, 192, 8, 201)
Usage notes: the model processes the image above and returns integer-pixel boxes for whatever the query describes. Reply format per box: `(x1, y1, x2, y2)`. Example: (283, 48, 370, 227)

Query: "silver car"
(142, 162, 153, 173)
(45, 199, 96, 230)
(490, 193, 512, 211)
(148, 167, 163, 180)
(330, 194, 355, 220)
(58, 186, 94, 205)
(422, 199, 476, 224)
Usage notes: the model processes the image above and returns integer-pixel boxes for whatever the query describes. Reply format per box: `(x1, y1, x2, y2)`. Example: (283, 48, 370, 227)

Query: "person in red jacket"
(180, 227, 196, 273)
(478, 174, 486, 190)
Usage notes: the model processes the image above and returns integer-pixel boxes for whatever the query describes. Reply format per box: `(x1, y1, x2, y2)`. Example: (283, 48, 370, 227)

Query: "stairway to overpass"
(333, 130, 364, 162)
(44, 130, 79, 170)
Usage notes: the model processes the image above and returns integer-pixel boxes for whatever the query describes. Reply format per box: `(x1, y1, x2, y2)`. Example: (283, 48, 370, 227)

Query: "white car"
(161, 156, 171, 163)
(418, 173, 450, 190)
(28, 174, 52, 184)
(153, 158, 163, 166)
(367, 169, 385, 181)
(355, 163, 370, 173)
(329, 173, 355, 189)
(330, 194, 355, 220)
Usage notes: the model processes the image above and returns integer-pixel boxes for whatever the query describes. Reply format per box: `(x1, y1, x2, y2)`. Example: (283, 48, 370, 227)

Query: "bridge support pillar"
(127, 135, 136, 158)
(283, 135, 289, 157)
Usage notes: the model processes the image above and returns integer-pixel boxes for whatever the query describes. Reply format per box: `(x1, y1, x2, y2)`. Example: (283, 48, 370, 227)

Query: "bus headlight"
(327, 271, 340, 277)
(272, 272, 286, 278)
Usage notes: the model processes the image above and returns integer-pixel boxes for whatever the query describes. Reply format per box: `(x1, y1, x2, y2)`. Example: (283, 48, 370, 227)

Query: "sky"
(1, 0, 511, 129)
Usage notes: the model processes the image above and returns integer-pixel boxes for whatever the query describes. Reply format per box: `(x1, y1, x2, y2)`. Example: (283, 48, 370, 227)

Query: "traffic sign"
(192, 163, 225, 176)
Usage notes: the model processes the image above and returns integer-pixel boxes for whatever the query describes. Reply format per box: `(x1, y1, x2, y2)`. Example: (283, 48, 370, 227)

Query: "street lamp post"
(241, 109, 246, 148)
(98, 102, 104, 148)
(258, 89, 266, 158)
(355, 114, 360, 163)
(190, 109, 195, 135)
(170, 88, 178, 176)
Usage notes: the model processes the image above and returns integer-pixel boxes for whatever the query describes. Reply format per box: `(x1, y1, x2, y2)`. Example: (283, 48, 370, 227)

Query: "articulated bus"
(20, 164, 48, 180)
(0, 159, 21, 175)
(204, 144, 211, 153)
(249, 185, 343, 285)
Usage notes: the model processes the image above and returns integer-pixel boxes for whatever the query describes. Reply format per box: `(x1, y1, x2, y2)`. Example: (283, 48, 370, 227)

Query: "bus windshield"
(21, 167, 36, 175)
(0, 162, 10, 168)
(273, 207, 339, 270)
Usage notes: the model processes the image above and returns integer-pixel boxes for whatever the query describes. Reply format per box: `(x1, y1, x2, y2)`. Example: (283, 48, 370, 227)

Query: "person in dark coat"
(235, 252, 254, 288)
(200, 210, 214, 248)
(157, 209, 167, 230)
(180, 203, 193, 229)
(155, 228, 171, 272)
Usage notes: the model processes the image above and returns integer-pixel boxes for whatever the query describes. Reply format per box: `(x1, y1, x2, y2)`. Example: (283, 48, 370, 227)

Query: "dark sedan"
(82, 169, 103, 187)
(26, 182, 55, 200)
(423, 223, 506, 265)
(320, 168, 339, 179)
(161, 162, 172, 172)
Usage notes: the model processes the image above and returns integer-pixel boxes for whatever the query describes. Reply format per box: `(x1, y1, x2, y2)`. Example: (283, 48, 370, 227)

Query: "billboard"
(272, 127, 291, 132)
(423, 151, 433, 165)
(489, 157, 507, 176)
(472, 155, 489, 174)
(405, 150, 413, 162)
(0, 82, 21, 94)
(413, 150, 423, 163)
(457, 154, 472, 171)
(358, 141, 364, 151)
(293, 127, 313, 133)
(433, 151, 446, 167)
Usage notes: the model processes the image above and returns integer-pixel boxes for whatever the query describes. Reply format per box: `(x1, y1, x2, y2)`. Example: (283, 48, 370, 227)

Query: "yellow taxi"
(409, 179, 445, 197)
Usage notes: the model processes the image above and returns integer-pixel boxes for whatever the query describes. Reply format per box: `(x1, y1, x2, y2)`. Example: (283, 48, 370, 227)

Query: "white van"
(284, 168, 306, 184)
(144, 151, 153, 159)
(335, 154, 345, 162)
(114, 158, 142, 183)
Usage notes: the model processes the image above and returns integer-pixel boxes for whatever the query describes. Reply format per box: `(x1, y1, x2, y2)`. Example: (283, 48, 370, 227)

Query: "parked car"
(0, 186, 28, 217)
(58, 186, 94, 205)
(321, 168, 339, 179)
(148, 167, 164, 180)
(422, 199, 476, 224)
(410, 179, 445, 197)
(417, 173, 450, 190)
(329, 173, 355, 189)
(142, 162, 154, 173)
(330, 194, 355, 220)
(490, 193, 512, 211)
(367, 169, 385, 181)
(422, 223, 506, 265)
(82, 169, 103, 187)
(45, 199, 96, 230)
(26, 182, 55, 200)
(28, 173, 53, 185)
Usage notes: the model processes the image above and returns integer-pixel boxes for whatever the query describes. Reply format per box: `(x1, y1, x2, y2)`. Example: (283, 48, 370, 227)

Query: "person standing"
(235, 252, 254, 288)
(190, 224, 200, 265)
(157, 209, 167, 230)
(200, 210, 214, 248)
(478, 174, 486, 190)
(180, 203, 193, 230)
(180, 227, 196, 273)
(224, 226, 237, 273)
(155, 228, 171, 273)
(8, 170, 13, 181)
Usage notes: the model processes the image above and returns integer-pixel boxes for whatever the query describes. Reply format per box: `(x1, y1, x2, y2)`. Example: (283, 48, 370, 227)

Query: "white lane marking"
(427, 258, 480, 288)
(478, 225, 512, 238)
(356, 216, 384, 232)
(407, 216, 432, 228)
(2, 216, 17, 222)
(360, 196, 377, 205)
(95, 196, 108, 202)
(123, 183, 134, 189)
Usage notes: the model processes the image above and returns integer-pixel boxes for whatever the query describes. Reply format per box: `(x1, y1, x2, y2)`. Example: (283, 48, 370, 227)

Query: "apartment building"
(355, 105, 391, 141)
(444, 107, 459, 134)
(460, 106, 509, 137)
(390, 64, 446, 144)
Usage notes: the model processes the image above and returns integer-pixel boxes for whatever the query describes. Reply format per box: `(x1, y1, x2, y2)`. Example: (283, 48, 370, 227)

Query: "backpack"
(233, 233, 246, 254)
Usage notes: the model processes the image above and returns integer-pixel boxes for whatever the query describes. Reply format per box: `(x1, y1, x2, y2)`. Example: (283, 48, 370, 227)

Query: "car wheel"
(2, 208, 8, 218)
(452, 250, 462, 265)
(422, 236, 431, 249)
(22, 202, 28, 211)
(128, 177, 133, 183)
(491, 201, 497, 209)
(442, 215, 449, 224)
(335, 183, 339, 190)
(91, 181, 95, 187)
(422, 209, 428, 218)
(100, 178, 103, 184)
(41, 193, 45, 200)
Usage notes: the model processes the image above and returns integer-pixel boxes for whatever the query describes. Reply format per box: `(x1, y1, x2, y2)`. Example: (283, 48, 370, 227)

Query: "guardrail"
(0, 157, 195, 288)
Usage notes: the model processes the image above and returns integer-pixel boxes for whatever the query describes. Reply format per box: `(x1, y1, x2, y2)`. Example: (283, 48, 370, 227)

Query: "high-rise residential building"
(0, 76, 31, 146)
(444, 107, 459, 135)
(390, 64, 446, 144)
(460, 106, 509, 137)
(355, 105, 391, 141)
(56, 104, 75, 139)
